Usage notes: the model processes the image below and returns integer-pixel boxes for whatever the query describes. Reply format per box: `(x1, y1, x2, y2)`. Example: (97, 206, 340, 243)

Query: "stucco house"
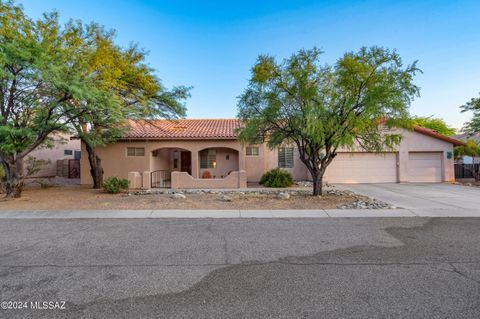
(80, 119, 463, 189)
(28, 133, 81, 178)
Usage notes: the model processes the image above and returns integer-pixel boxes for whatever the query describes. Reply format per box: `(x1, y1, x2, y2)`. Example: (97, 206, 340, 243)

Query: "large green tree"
(411, 116, 456, 136)
(461, 94, 480, 134)
(66, 25, 189, 188)
(237, 47, 420, 195)
(0, 1, 102, 198)
(0, 1, 189, 197)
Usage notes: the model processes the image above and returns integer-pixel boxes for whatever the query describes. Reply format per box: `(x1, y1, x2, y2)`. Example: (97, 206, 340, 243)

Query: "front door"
(181, 152, 191, 175)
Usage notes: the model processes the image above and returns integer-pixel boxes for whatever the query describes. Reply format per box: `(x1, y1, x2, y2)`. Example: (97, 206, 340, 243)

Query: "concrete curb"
(0, 208, 479, 219)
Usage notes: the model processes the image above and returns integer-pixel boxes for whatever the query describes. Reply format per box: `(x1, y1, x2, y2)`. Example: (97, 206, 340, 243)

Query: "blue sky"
(18, 0, 480, 130)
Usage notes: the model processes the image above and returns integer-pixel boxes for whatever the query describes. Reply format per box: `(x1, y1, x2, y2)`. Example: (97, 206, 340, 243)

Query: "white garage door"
(408, 152, 442, 183)
(325, 153, 398, 183)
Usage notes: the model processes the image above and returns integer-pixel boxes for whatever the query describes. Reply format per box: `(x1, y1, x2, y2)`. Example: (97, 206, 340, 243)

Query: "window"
(278, 147, 294, 168)
(64, 149, 73, 156)
(246, 146, 259, 156)
(74, 151, 81, 160)
(173, 151, 179, 169)
(127, 147, 145, 157)
(200, 149, 216, 168)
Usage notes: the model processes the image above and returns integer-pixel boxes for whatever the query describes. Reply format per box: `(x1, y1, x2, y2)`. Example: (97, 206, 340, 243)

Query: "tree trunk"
(312, 172, 323, 196)
(85, 143, 104, 189)
(1, 157, 25, 199)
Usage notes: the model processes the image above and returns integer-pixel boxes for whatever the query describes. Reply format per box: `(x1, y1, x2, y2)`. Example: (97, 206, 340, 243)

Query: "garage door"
(407, 152, 442, 183)
(325, 153, 398, 183)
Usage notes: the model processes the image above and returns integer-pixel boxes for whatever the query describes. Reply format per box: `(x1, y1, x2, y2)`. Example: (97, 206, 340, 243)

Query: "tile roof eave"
(119, 137, 239, 141)
(413, 126, 465, 146)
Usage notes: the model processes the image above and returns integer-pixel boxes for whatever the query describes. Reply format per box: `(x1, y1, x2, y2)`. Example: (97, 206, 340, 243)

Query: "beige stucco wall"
(321, 128, 455, 183)
(81, 139, 246, 185)
(80, 128, 455, 185)
(171, 170, 247, 189)
(394, 128, 455, 182)
(28, 133, 80, 177)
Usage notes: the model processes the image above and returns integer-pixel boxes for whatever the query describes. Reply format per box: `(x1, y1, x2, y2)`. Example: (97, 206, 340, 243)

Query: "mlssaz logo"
(30, 301, 66, 310)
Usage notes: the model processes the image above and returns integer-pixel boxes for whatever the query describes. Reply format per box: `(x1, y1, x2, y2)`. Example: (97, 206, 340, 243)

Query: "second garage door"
(407, 152, 442, 183)
(325, 152, 398, 183)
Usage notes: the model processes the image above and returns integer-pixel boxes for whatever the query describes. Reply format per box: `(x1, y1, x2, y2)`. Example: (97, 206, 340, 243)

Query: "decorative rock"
(171, 193, 186, 199)
(337, 198, 394, 209)
(219, 195, 233, 202)
(276, 192, 290, 200)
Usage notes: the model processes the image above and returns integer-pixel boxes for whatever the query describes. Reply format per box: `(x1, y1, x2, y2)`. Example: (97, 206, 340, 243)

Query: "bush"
(259, 168, 293, 188)
(103, 177, 129, 194)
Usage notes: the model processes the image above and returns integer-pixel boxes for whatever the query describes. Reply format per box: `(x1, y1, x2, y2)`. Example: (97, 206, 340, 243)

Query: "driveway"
(338, 183, 480, 216)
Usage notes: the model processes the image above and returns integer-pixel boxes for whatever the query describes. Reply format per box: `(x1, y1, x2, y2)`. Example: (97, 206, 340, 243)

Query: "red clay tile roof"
(413, 126, 465, 146)
(121, 118, 465, 145)
(123, 119, 241, 140)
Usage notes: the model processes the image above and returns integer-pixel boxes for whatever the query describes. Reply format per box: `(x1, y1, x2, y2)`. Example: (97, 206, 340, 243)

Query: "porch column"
(238, 147, 246, 171)
(191, 151, 199, 178)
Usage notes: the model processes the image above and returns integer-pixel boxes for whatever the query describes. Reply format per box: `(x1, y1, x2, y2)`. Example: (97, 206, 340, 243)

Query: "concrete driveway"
(338, 183, 480, 216)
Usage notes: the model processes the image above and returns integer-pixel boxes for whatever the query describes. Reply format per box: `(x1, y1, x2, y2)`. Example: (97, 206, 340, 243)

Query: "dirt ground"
(0, 185, 363, 210)
(456, 178, 480, 187)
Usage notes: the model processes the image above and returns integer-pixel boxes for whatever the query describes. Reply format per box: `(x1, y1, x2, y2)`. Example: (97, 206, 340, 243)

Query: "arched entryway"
(150, 147, 192, 188)
(197, 147, 239, 179)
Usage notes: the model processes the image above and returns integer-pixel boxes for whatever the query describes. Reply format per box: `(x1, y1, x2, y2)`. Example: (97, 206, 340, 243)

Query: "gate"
(68, 159, 80, 178)
(455, 163, 480, 179)
(151, 170, 171, 188)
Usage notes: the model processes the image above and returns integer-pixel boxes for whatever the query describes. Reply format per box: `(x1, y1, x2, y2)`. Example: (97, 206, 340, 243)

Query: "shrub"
(259, 168, 293, 188)
(103, 177, 129, 194)
(202, 171, 212, 179)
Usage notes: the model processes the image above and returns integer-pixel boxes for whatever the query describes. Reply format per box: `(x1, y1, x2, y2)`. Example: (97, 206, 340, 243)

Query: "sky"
(18, 0, 480, 130)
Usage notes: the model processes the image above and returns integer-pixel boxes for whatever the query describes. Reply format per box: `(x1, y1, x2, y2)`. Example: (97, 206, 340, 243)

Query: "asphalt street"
(0, 217, 479, 318)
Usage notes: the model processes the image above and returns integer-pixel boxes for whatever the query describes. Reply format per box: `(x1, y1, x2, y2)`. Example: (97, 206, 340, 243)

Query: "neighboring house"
(79, 119, 464, 188)
(28, 133, 81, 178)
(453, 132, 480, 164)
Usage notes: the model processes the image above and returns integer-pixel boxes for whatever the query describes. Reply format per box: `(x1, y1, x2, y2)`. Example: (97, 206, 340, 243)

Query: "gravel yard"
(0, 184, 390, 210)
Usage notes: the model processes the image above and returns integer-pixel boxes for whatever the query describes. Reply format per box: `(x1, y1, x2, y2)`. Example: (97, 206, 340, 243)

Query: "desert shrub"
(201, 170, 212, 179)
(103, 177, 129, 193)
(259, 168, 293, 188)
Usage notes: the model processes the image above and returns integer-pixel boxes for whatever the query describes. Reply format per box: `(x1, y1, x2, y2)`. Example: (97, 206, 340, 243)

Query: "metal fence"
(455, 163, 480, 179)
(151, 170, 171, 188)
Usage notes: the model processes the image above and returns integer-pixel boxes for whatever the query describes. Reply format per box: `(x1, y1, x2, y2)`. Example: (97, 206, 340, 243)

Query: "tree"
(66, 25, 189, 188)
(237, 47, 420, 195)
(411, 116, 456, 136)
(461, 94, 480, 134)
(0, 1, 102, 198)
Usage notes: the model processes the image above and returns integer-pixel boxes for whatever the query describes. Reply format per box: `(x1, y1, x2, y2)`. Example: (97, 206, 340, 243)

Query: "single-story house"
(80, 119, 464, 188)
(28, 133, 81, 178)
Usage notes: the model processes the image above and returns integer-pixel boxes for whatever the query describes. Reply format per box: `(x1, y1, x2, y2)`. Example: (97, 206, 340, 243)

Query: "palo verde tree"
(67, 25, 189, 188)
(461, 93, 480, 134)
(237, 47, 420, 195)
(0, 1, 104, 198)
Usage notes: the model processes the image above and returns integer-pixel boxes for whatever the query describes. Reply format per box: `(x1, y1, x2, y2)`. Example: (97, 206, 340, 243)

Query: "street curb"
(0, 208, 479, 219)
